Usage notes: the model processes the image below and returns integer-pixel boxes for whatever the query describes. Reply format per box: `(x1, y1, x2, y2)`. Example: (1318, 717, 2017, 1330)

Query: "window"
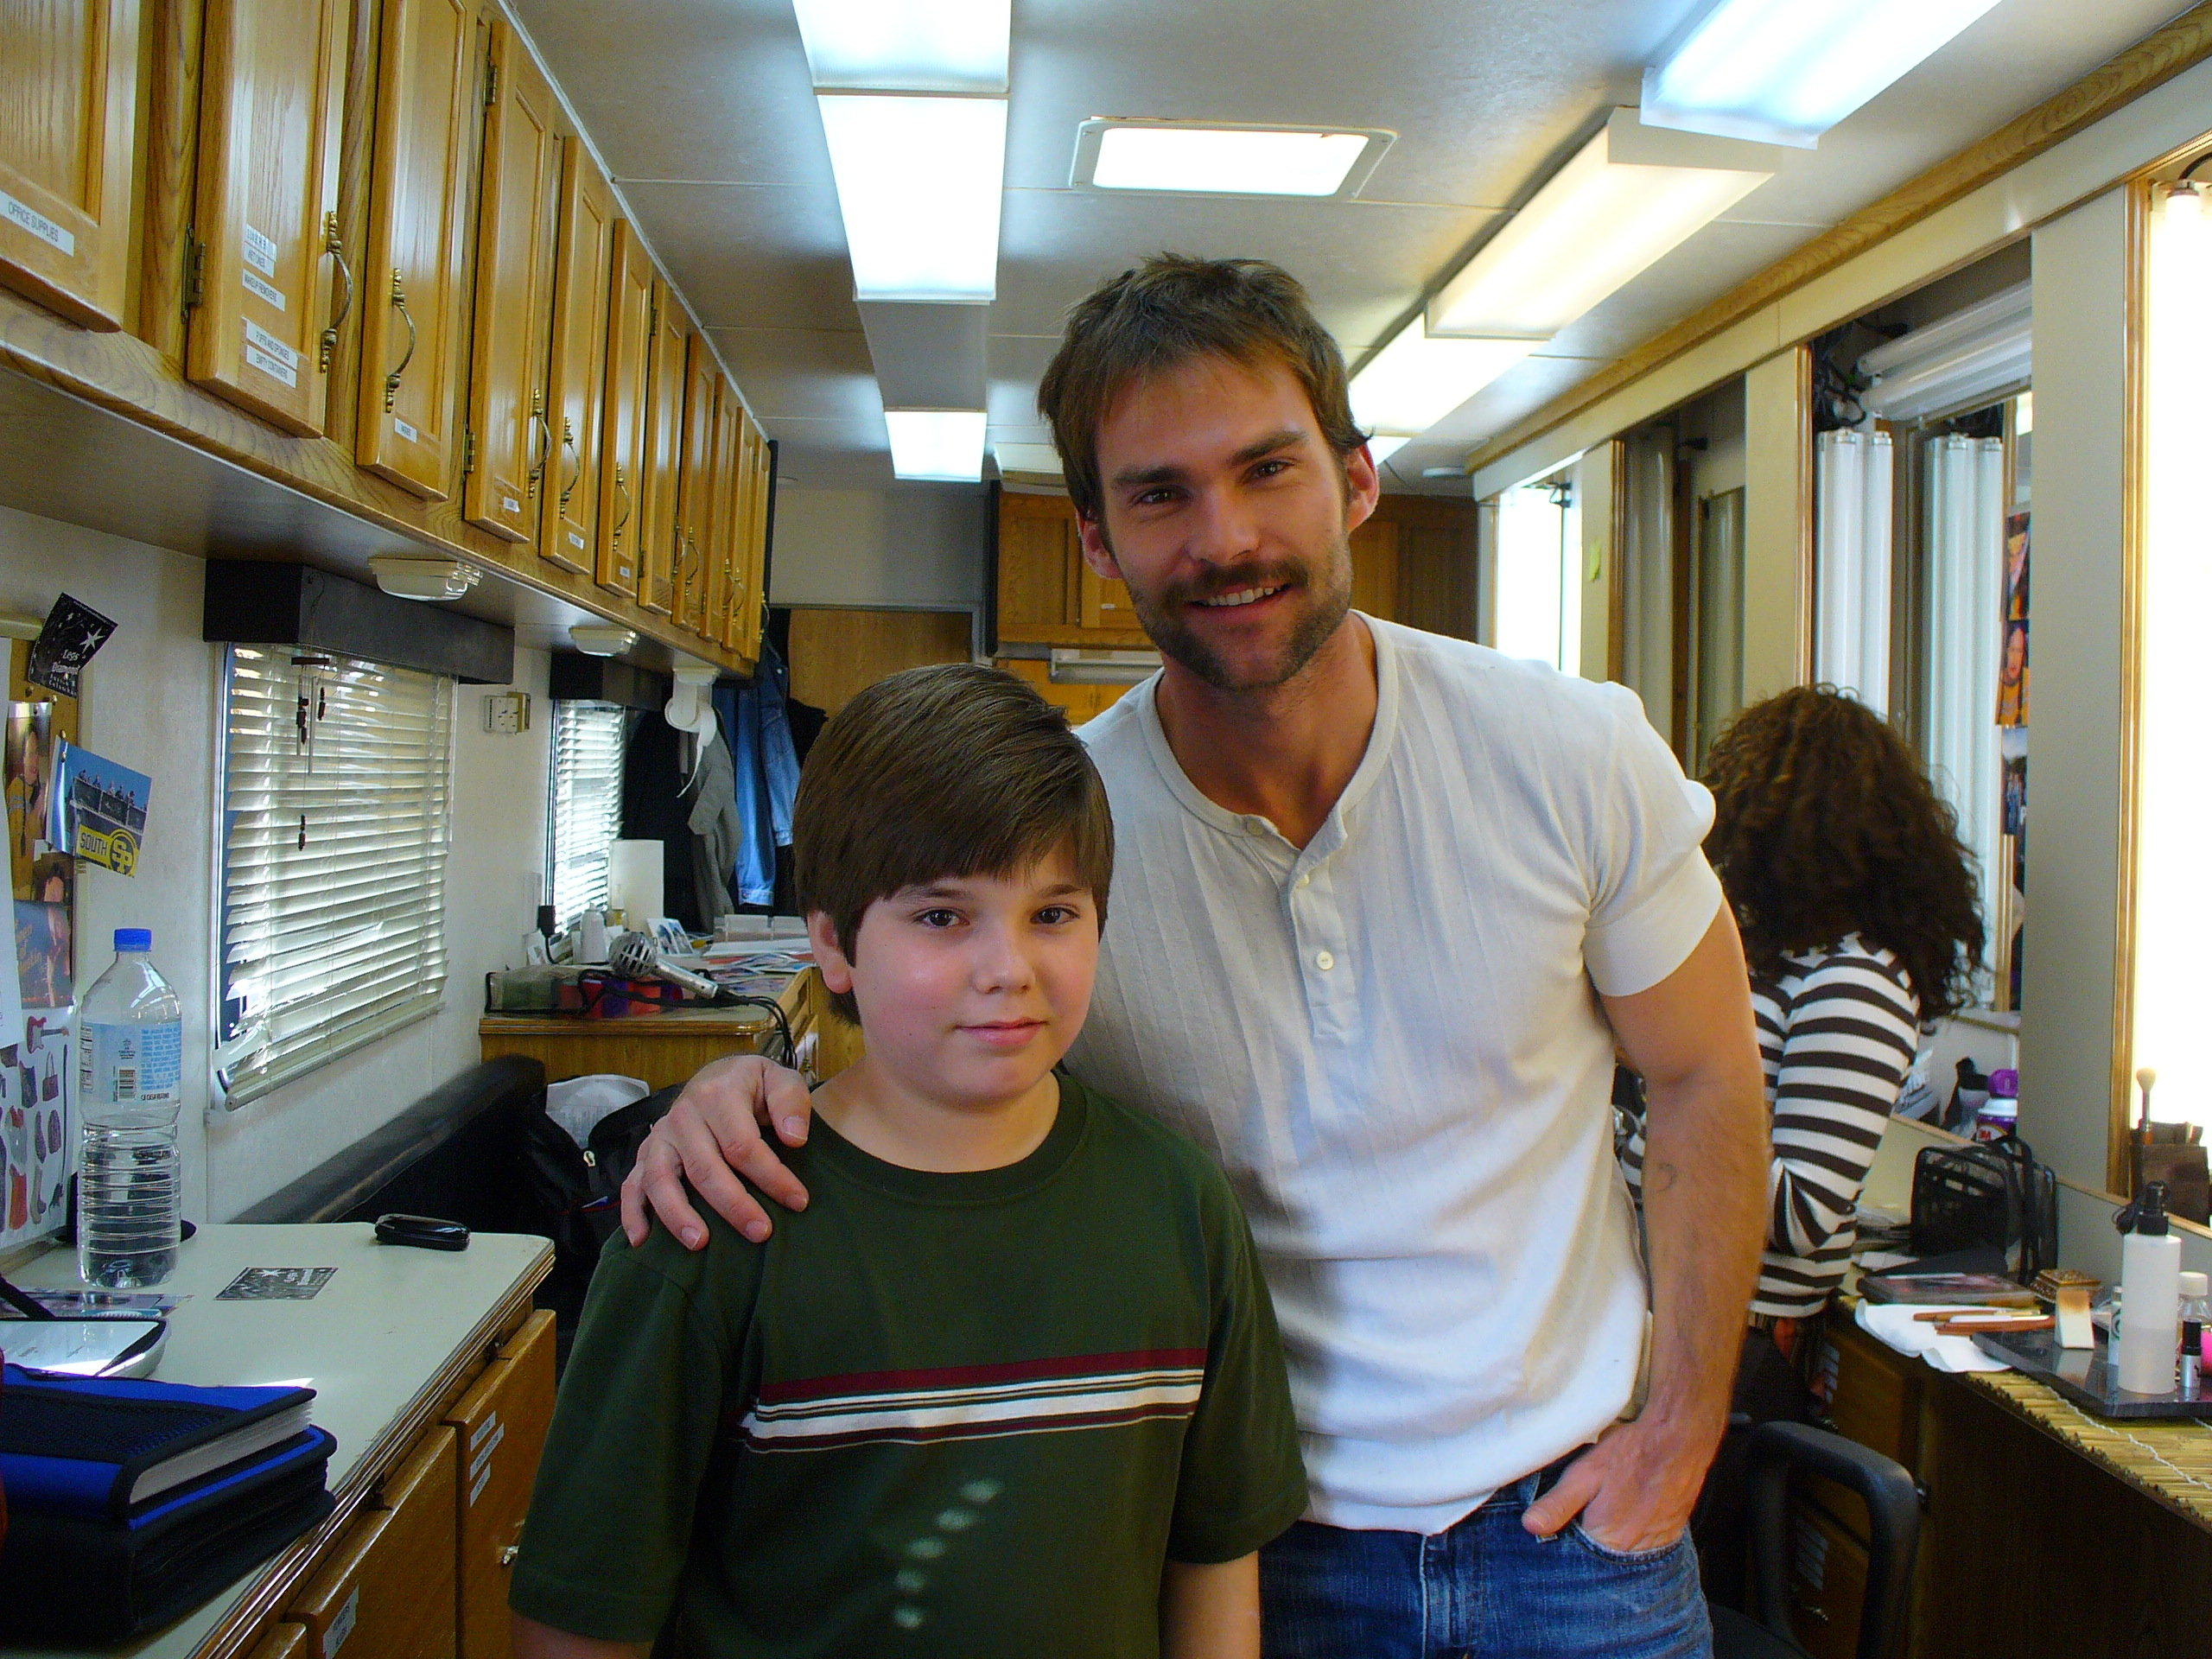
(545, 701, 628, 928)
(216, 647, 453, 1106)
(1493, 475, 1580, 675)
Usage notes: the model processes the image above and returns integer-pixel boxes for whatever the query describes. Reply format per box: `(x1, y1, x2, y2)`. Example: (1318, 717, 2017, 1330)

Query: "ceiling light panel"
(1365, 435, 1414, 466)
(1071, 120, 1395, 199)
(817, 93, 1007, 302)
(888, 410, 988, 480)
(1427, 111, 1777, 340)
(791, 0, 1009, 92)
(1348, 327, 1536, 435)
(1643, 0, 2005, 149)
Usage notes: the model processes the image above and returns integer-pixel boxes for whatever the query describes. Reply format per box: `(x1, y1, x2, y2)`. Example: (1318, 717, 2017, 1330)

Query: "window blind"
(546, 702, 628, 928)
(216, 645, 453, 1106)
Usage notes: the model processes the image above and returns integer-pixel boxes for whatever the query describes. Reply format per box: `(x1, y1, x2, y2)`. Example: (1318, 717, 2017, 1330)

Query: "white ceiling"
(513, 0, 2191, 495)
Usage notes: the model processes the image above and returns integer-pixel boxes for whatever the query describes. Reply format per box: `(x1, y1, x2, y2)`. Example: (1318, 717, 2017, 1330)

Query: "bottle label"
(79, 1021, 183, 1108)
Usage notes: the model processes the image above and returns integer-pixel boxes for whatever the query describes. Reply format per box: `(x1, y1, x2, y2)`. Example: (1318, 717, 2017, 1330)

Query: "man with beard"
(625, 256, 1767, 1658)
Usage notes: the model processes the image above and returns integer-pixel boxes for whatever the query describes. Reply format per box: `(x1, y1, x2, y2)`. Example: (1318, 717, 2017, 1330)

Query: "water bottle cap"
(2182, 1271, 2209, 1298)
(114, 928, 152, 952)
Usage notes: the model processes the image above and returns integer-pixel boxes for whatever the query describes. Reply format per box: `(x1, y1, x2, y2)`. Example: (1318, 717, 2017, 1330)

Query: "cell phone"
(374, 1213, 471, 1251)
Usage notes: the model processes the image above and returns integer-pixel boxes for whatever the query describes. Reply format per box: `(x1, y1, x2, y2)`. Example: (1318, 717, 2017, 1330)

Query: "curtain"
(1815, 428, 1894, 713)
(1924, 433, 2005, 992)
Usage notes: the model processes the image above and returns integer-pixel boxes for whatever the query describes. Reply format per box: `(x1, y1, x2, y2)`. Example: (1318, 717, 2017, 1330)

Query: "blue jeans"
(1259, 1459, 1712, 1659)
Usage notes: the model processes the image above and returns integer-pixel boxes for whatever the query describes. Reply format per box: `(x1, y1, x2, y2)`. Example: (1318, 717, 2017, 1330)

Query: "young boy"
(511, 664, 1306, 1659)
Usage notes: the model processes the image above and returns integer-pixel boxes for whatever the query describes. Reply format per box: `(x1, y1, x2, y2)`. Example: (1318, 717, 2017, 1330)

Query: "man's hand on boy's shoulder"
(623, 1054, 817, 1250)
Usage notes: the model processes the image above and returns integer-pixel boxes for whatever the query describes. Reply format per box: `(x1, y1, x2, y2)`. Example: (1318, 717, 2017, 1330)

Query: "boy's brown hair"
(1035, 254, 1367, 526)
(792, 664, 1114, 1023)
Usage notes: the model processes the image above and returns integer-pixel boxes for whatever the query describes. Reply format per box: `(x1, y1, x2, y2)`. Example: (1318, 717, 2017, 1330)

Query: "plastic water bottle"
(76, 929, 184, 1287)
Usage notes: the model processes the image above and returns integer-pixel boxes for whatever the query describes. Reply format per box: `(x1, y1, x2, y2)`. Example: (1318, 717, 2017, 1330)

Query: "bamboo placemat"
(1967, 1370, 2212, 1531)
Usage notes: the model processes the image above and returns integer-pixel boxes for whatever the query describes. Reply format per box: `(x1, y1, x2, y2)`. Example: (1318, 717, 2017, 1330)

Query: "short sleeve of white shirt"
(1580, 684, 1725, 998)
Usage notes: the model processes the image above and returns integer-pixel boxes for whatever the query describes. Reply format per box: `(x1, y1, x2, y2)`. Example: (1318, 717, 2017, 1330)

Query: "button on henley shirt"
(1065, 615, 1723, 1533)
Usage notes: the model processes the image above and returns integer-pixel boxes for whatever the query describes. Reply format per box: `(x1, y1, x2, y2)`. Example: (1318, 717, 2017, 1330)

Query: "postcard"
(53, 740, 151, 877)
(24, 594, 117, 699)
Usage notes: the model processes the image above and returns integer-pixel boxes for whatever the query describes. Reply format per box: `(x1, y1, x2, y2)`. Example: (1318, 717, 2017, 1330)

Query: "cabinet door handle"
(613, 466, 632, 540)
(526, 389, 551, 493)
(557, 416, 581, 511)
(499, 1544, 519, 1567)
(382, 270, 416, 412)
(320, 211, 353, 372)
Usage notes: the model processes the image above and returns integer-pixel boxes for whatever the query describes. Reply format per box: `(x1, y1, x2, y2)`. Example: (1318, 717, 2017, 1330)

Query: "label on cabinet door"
(0, 190, 73, 255)
(325, 1587, 359, 1658)
(242, 223, 278, 277)
(568, 531, 586, 550)
(393, 416, 419, 442)
(242, 268, 287, 311)
(244, 320, 300, 386)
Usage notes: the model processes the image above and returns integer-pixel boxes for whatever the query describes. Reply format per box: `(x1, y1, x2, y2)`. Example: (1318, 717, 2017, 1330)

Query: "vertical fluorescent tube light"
(817, 93, 1007, 302)
(1427, 111, 1774, 340)
(887, 409, 988, 480)
(1643, 0, 2005, 149)
(2135, 181, 2212, 1129)
(791, 0, 1009, 92)
(1348, 324, 1536, 437)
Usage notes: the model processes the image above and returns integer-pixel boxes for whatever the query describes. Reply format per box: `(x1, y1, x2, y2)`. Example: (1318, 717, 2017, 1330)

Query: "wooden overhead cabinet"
(638, 280, 690, 617)
(597, 219, 653, 600)
(186, 0, 352, 435)
(734, 419, 772, 658)
(703, 381, 741, 643)
(540, 137, 614, 574)
(674, 334, 718, 636)
(995, 491, 1150, 648)
(357, 0, 478, 499)
(0, 0, 143, 331)
(463, 14, 560, 543)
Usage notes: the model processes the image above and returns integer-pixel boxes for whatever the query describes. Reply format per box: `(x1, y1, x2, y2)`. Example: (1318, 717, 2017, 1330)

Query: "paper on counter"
(1856, 1299, 2012, 1373)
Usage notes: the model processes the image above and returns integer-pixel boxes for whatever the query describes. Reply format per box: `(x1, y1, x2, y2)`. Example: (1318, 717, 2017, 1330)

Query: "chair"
(1709, 1422, 1921, 1659)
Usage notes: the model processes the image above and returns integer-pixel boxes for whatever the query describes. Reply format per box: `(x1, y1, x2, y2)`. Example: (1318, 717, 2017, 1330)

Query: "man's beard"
(1120, 543, 1354, 693)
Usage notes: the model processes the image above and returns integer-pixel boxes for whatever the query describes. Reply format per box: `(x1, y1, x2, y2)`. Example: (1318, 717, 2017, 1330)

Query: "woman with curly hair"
(1621, 683, 1984, 1600)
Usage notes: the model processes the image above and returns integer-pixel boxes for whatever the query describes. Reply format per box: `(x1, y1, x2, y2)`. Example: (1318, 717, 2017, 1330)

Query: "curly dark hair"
(1701, 685, 1986, 1023)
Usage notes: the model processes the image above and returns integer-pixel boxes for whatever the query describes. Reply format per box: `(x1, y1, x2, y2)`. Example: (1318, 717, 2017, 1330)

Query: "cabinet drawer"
(1820, 1319, 1921, 1473)
(289, 1426, 458, 1659)
(1785, 1497, 1869, 1659)
(442, 1309, 558, 1659)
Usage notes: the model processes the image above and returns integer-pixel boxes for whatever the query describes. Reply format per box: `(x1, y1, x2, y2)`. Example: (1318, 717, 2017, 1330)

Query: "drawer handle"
(383, 270, 416, 412)
(558, 416, 581, 512)
(613, 466, 632, 541)
(526, 389, 551, 495)
(321, 211, 353, 372)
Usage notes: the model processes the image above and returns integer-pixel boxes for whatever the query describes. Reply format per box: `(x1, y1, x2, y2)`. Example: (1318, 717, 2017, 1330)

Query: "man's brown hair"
(792, 663, 1114, 1023)
(1036, 254, 1366, 524)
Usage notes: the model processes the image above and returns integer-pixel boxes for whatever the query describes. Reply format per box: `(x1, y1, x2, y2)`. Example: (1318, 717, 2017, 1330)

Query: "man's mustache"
(1162, 562, 1312, 604)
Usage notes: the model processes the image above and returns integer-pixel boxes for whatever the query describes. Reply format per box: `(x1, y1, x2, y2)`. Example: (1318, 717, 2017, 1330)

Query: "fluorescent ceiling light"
(888, 410, 988, 480)
(817, 93, 1007, 302)
(1643, 0, 2005, 149)
(1365, 435, 1414, 466)
(1428, 110, 1776, 340)
(790, 0, 1009, 92)
(1071, 119, 1394, 199)
(993, 441, 1062, 476)
(1349, 326, 1536, 436)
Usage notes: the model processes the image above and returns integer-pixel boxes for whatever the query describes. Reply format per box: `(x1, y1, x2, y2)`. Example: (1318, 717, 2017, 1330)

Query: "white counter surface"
(3, 1223, 552, 1659)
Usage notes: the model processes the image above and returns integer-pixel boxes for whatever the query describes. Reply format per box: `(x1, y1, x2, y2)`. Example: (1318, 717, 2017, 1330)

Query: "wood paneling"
(186, 0, 350, 435)
(289, 1424, 459, 1659)
(998, 491, 1077, 637)
(0, 0, 142, 330)
(356, 0, 476, 500)
(462, 13, 559, 544)
(1464, 0, 2212, 481)
(787, 607, 973, 714)
(637, 281, 688, 616)
(994, 655, 1131, 727)
(596, 218, 652, 599)
(1350, 517, 1399, 620)
(539, 135, 613, 572)
(479, 1008, 773, 1089)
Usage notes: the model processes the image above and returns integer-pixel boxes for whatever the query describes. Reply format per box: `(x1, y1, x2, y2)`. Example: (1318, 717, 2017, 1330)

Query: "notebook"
(0, 1364, 319, 1519)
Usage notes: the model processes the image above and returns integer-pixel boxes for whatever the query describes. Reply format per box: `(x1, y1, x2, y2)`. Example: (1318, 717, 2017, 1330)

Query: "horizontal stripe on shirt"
(1624, 935, 1919, 1318)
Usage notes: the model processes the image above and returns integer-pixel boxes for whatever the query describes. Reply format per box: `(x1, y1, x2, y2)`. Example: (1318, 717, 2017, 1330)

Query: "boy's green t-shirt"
(511, 1076, 1307, 1658)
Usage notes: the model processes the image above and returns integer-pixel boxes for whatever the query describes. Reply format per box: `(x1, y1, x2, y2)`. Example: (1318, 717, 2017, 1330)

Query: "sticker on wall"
(0, 1007, 74, 1255)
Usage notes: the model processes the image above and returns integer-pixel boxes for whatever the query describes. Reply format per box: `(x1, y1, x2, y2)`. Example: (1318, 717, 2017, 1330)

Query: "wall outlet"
(484, 690, 531, 734)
